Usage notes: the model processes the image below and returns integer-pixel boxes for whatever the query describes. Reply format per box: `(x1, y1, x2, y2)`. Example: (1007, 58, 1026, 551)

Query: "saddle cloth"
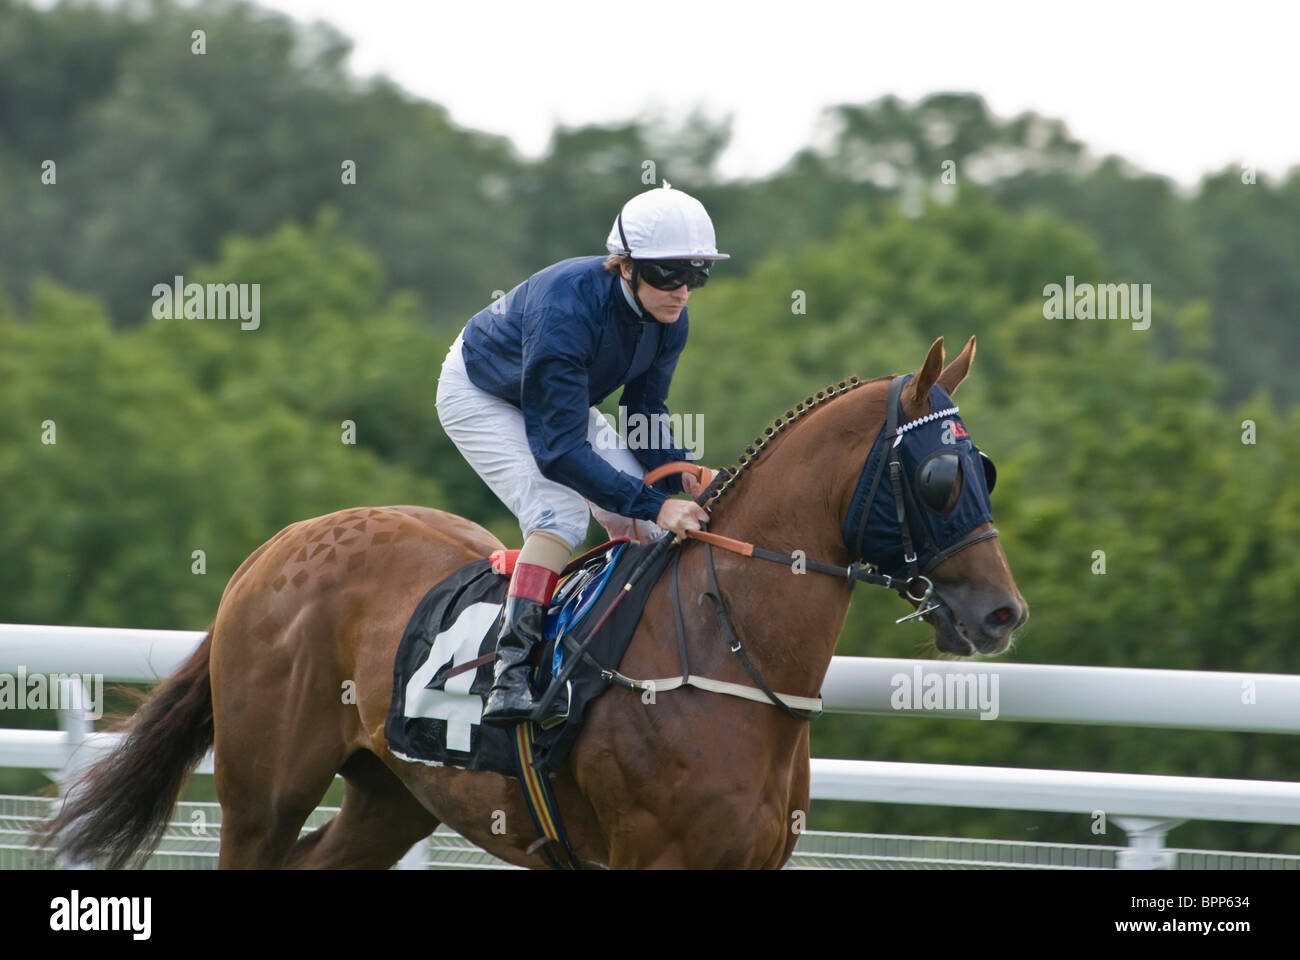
(384, 538, 676, 777)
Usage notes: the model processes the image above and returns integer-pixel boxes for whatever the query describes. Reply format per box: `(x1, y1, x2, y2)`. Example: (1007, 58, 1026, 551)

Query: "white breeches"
(435, 333, 666, 550)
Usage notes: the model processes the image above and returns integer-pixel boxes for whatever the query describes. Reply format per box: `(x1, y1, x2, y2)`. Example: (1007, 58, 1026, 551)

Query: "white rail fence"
(3, 624, 1299, 869)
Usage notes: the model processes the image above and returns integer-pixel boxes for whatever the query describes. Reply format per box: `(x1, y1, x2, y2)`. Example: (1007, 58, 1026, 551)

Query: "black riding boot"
(482, 595, 547, 726)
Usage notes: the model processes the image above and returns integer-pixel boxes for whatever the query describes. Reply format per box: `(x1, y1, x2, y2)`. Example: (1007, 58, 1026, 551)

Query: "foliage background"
(2, 0, 1297, 854)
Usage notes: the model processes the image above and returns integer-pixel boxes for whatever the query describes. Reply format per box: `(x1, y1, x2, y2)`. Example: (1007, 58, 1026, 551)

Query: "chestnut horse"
(44, 336, 1026, 869)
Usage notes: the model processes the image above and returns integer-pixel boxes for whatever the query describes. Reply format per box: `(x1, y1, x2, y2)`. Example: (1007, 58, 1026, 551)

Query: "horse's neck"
(710, 386, 881, 563)
(697, 392, 883, 695)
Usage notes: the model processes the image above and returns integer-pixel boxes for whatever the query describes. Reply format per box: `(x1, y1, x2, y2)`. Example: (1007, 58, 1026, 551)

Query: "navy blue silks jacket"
(459, 256, 695, 522)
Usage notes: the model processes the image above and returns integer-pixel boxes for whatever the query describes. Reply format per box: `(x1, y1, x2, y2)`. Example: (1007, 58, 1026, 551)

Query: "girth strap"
(510, 722, 582, 869)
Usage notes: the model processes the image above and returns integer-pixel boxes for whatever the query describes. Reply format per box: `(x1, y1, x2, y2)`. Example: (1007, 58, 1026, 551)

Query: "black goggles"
(637, 259, 710, 291)
(915, 449, 998, 515)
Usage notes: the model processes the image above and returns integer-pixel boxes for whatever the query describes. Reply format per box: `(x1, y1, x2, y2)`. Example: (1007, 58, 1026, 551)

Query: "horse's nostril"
(981, 605, 1020, 640)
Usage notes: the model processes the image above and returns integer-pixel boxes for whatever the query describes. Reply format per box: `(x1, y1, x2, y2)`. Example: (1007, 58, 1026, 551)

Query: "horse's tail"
(41, 628, 215, 869)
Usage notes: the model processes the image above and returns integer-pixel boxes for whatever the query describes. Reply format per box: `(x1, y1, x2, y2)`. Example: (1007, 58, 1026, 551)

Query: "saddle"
(490, 539, 631, 675)
(383, 537, 675, 777)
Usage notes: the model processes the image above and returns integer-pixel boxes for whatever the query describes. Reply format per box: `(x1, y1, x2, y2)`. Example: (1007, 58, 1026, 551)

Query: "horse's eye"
(916, 452, 962, 514)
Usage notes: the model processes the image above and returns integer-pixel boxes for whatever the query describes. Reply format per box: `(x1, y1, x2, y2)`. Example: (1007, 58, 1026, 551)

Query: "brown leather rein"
(641, 462, 922, 596)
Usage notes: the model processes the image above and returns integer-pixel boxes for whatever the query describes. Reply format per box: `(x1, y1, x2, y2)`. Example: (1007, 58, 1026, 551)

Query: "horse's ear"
(903, 337, 945, 418)
(937, 335, 976, 396)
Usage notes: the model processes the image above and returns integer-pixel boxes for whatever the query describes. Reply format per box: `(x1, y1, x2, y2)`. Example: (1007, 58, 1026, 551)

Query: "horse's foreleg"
(778, 729, 812, 868)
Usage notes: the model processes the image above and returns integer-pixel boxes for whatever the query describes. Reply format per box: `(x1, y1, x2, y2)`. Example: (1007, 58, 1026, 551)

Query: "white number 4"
(404, 601, 501, 752)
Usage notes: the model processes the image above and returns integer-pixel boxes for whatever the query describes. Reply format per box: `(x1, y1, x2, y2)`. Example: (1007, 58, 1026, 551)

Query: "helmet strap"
(617, 210, 654, 322)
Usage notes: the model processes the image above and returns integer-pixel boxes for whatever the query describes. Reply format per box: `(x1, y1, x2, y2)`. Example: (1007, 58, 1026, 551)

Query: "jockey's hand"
(656, 498, 709, 539)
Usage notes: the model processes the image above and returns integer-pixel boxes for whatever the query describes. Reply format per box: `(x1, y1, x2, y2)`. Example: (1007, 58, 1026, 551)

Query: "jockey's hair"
(704, 376, 882, 513)
(604, 253, 633, 275)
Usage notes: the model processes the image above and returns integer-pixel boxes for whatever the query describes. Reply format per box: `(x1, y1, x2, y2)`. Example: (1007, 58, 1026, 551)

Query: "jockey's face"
(621, 265, 690, 324)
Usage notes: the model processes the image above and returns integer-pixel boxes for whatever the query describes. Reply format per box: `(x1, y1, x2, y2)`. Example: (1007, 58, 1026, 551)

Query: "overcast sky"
(228, 1, 1300, 185)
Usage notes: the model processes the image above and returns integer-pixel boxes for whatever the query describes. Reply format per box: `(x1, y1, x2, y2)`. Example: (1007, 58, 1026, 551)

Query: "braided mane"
(703, 374, 891, 513)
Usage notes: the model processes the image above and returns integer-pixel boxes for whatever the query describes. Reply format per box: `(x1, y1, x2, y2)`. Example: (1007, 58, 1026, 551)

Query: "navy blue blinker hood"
(841, 375, 995, 579)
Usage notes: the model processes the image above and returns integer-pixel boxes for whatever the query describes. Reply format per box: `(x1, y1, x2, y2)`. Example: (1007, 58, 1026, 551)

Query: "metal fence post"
(395, 839, 428, 870)
(52, 677, 95, 870)
(1113, 816, 1184, 869)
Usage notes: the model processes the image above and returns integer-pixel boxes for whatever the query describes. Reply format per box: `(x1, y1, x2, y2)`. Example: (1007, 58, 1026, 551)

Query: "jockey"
(436, 182, 724, 725)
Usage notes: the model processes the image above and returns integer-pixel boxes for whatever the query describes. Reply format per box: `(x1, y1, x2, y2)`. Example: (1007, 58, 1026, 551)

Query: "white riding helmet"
(606, 181, 730, 262)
